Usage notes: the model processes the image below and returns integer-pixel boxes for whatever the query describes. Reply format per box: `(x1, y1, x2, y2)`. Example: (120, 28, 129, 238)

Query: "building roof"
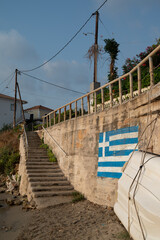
(25, 105, 53, 112)
(0, 93, 27, 104)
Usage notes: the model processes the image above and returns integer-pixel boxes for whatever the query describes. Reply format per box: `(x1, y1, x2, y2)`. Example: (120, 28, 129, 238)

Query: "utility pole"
(17, 82, 25, 124)
(93, 11, 99, 83)
(90, 11, 100, 106)
(13, 69, 18, 128)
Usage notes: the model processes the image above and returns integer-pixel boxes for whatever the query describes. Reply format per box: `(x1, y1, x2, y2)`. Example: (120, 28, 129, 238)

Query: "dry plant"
(85, 44, 103, 65)
(0, 129, 21, 151)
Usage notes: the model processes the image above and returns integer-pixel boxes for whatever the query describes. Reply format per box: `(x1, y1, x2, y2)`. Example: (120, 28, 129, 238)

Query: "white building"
(0, 93, 27, 129)
(25, 105, 53, 123)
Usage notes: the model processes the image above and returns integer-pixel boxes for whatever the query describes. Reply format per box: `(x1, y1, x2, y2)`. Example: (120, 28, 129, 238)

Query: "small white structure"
(25, 105, 53, 123)
(0, 93, 27, 129)
(114, 151, 160, 240)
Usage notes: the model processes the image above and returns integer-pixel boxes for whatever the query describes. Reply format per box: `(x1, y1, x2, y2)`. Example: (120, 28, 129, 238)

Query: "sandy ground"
(0, 196, 131, 240)
(0, 173, 131, 240)
(0, 193, 34, 240)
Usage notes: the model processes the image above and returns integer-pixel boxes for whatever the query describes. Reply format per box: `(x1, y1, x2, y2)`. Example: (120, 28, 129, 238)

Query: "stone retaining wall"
(38, 82, 160, 207)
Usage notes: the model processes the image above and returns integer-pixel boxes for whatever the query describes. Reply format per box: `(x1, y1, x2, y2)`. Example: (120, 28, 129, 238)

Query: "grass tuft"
(40, 143, 57, 162)
(72, 192, 85, 203)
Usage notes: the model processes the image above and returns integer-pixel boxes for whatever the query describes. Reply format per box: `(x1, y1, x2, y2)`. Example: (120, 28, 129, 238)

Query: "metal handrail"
(42, 44, 160, 127)
(42, 126, 67, 157)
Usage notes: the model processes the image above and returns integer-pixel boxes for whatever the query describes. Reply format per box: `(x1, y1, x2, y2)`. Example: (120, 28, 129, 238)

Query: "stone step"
(27, 156, 49, 160)
(34, 196, 73, 209)
(27, 134, 40, 137)
(28, 140, 41, 144)
(26, 162, 57, 166)
(30, 181, 70, 187)
(24, 131, 76, 208)
(29, 176, 67, 182)
(27, 136, 41, 142)
(28, 172, 64, 178)
(28, 148, 47, 151)
(27, 162, 53, 165)
(34, 190, 75, 198)
(28, 153, 48, 156)
(28, 143, 42, 146)
(27, 160, 50, 164)
(28, 149, 46, 152)
(27, 142, 42, 144)
(28, 147, 45, 149)
(27, 156, 49, 158)
(28, 152, 47, 155)
(32, 185, 74, 192)
(27, 169, 61, 173)
(26, 165, 59, 169)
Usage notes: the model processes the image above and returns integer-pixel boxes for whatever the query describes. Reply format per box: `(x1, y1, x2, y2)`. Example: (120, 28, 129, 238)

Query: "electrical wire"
(1, 73, 15, 93)
(96, 0, 108, 12)
(99, 15, 126, 61)
(99, 16, 111, 38)
(20, 88, 74, 101)
(20, 0, 108, 73)
(21, 72, 86, 95)
(0, 72, 15, 87)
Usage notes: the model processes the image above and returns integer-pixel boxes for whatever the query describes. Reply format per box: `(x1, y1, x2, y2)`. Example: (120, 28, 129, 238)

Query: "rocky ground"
(0, 175, 131, 240)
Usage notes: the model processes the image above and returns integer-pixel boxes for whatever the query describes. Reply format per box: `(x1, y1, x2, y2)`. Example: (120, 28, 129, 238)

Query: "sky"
(0, 0, 160, 110)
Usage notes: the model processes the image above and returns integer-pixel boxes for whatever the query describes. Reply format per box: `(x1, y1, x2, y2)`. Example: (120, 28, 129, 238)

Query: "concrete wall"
(0, 98, 22, 129)
(19, 135, 33, 201)
(38, 82, 160, 207)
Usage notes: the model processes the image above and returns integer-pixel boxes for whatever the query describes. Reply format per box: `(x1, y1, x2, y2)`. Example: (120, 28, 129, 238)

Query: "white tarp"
(114, 151, 160, 240)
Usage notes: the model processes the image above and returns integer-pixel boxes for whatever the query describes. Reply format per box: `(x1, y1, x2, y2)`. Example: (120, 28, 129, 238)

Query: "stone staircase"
(26, 131, 75, 208)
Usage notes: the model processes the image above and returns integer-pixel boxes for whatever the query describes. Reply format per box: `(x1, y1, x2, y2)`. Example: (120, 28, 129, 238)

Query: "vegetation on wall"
(104, 38, 120, 81)
(40, 143, 57, 162)
(96, 38, 160, 104)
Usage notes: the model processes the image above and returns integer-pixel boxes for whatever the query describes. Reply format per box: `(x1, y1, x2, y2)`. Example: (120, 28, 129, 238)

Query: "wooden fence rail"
(42, 45, 160, 128)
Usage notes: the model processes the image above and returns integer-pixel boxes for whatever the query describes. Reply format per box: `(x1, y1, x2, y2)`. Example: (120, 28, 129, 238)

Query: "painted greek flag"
(97, 126, 138, 179)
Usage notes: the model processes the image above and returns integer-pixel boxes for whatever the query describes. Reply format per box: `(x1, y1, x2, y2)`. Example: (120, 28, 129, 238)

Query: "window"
(10, 104, 14, 111)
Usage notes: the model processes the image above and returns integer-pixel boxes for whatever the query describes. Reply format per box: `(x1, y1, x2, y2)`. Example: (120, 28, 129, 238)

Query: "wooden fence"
(42, 45, 160, 128)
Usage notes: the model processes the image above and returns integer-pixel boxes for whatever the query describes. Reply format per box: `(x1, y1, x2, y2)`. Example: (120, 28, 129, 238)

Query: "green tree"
(104, 38, 120, 81)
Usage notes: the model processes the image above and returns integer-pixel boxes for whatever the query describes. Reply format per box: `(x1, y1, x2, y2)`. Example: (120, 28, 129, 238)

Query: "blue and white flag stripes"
(97, 126, 139, 179)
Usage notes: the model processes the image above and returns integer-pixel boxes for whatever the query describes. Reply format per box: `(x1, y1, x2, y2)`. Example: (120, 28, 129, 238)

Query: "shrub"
(40, 143, 57, 162)
(0, 147, 20, 176)
(0, 124, 12, 132)
(33, 124, 42, 130)
(72, 192, 85, 203)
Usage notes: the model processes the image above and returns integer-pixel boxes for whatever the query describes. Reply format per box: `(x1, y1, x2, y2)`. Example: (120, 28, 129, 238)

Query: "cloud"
(42, 60, 90, 92)
(0, 29, 38, 63)
(0, 29, 40, 93)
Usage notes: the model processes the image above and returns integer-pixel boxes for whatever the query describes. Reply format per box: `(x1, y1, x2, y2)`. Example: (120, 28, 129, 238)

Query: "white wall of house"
(39, 109, 52, 119)
(0, 98, 22, 129)
(26, 109, 39, 119)
(25, 108, 52, 120)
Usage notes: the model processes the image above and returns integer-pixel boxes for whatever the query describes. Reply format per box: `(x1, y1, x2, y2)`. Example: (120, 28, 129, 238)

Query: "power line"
(20, 0, 108, 73)
(21, 72, 86, 95)
(96, 0, 108, 12)
(99, 16, 111, 38)
(19, 88, 75, 101)
(99, 15, 126, 61)
(1, 73, 15, 93)
(0, 72, 15, 87)
(20, 17, 93, 73)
